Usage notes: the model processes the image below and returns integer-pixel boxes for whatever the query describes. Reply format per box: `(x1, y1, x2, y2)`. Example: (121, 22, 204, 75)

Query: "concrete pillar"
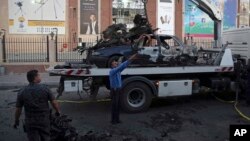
(147, 0, 157, 29)
(49, 39, 56, 66)
(101, 0, 113, 32)
(0, 0, 7, 64)
(175, 0, 183, 39)
(0, 37, 5, 75)
(0, 0, 9, 34)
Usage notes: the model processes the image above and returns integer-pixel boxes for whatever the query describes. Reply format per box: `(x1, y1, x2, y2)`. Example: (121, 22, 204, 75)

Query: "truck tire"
(121, 82, 152, 113)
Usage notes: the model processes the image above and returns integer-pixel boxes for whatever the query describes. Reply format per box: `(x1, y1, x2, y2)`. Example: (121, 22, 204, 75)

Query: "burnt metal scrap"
(50, 114, 78, 141)
(90, 14, 157, 50)
(92, 23, 129, 49)
(50, 114, 112, 141)
(127, 14, 157, 40)
(50, 113, 146, 141)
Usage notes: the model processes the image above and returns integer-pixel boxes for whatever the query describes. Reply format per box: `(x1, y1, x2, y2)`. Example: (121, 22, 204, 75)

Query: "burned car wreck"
(57, 14, 220, 70)
(57, 0, 221, 69)
(89, 34, 199, 68)
(71, 13, 204, 68)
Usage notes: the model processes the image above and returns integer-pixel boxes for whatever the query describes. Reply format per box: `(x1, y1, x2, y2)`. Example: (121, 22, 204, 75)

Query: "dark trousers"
(26, 124, 50, 141)
(246, 71, 250, 103)
(111, 88, 121, 123)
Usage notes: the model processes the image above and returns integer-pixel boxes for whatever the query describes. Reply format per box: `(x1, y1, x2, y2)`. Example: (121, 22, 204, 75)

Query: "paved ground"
(0, 73, 60, 89)
(0, 87, 249, 141)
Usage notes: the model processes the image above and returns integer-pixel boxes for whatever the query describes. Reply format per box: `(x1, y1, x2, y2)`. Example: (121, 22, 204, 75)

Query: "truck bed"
(47, 65, 234, 77)
(47, 48, 234, 77)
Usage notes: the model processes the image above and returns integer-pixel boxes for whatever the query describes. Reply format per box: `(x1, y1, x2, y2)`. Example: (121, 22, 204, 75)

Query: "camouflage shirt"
(16, 83, 55, 125)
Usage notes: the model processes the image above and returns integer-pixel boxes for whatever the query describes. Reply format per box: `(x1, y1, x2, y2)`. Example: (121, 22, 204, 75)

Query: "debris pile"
(50, 114, 112, 141)
(50, 114, 78, 141)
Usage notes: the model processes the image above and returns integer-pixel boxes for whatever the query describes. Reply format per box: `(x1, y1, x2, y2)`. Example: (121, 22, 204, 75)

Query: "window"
(112, 0, 144, 29)
(238, 0, 250, 28)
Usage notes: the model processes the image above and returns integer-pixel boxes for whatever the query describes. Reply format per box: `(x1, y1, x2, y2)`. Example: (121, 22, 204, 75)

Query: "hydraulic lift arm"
(189, 0, 222, 47)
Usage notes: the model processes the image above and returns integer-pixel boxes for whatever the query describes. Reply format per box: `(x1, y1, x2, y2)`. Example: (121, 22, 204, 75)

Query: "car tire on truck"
(120, 81, 152, 113)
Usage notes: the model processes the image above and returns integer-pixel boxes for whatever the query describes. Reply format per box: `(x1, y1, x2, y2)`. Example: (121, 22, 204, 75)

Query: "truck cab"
(222, 27, 250, 65)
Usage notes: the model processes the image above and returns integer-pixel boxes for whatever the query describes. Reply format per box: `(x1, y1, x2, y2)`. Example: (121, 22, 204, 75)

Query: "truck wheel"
(121, 82, 152, 113)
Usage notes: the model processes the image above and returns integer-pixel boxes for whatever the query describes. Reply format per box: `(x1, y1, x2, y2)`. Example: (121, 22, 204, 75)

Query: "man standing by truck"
(109, 54, 137, 124)
(13, 70, 60, 141)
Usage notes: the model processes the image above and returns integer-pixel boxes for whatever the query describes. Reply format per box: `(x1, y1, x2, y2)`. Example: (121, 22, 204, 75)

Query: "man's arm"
(14, 90, 24, 129)
(46, 86, 61, 114)
(50, 100, 60, 114)
(117, 53, 138, 71)
(14, 107, 22, 128)
(110, 54, 138, 75)
(128, 53, 138, 61)
(15, 108, 22, 121)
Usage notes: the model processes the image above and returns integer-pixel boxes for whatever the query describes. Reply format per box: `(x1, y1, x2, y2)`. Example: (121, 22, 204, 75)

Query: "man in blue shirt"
(109, 54, 137, 124)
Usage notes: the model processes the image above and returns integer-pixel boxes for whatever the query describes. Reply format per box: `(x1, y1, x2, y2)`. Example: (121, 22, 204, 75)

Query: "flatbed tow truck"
(47, 0, 248, 113)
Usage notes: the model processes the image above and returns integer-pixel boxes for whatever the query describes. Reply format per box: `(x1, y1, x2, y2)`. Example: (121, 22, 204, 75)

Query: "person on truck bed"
(109, 54, 137, 124)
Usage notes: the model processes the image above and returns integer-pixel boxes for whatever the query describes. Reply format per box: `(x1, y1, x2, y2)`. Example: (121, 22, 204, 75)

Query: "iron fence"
(3, 35, 49, 62)
(56, 35, 98, 62)
(189, 38, 215, 49)
(1, 34, 215, 63)
(193, 41, 215, 49)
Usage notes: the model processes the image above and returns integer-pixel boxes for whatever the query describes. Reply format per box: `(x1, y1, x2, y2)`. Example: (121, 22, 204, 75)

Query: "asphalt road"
(0, 88, 249, 141)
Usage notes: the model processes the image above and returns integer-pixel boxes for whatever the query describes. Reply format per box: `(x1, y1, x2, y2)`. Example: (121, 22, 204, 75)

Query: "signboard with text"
(8, 0, 66, 34)
(184, 0, 237, 37)
(157, 0, 175, 35)
(79, 0, 99, 35)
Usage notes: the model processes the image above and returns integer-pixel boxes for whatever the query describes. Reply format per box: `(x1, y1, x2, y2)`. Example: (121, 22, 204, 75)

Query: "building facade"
(1, 0, 249, 73)
(0, 0, 249, 40)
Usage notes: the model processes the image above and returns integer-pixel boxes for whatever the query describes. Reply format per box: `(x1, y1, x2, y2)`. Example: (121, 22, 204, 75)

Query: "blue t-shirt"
(109, 61, 130, 89)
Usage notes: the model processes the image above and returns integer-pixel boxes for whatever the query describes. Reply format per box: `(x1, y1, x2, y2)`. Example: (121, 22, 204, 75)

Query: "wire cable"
(234, 102, 250, 121)
(57, 99, 110, 104)
(212, 93, 250, 121)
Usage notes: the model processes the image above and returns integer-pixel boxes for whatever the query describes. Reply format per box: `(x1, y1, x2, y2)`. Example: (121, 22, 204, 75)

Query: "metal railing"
(184, 37, 215, 49)
(56, 35, 98, 62)
(3, 35, 49, 62)
(193, 38, 215, 49)
(1, 34, 215, 63)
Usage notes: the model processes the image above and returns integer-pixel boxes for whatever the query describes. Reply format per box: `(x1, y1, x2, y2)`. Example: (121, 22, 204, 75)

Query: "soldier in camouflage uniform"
(13, 70, 60, 141)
